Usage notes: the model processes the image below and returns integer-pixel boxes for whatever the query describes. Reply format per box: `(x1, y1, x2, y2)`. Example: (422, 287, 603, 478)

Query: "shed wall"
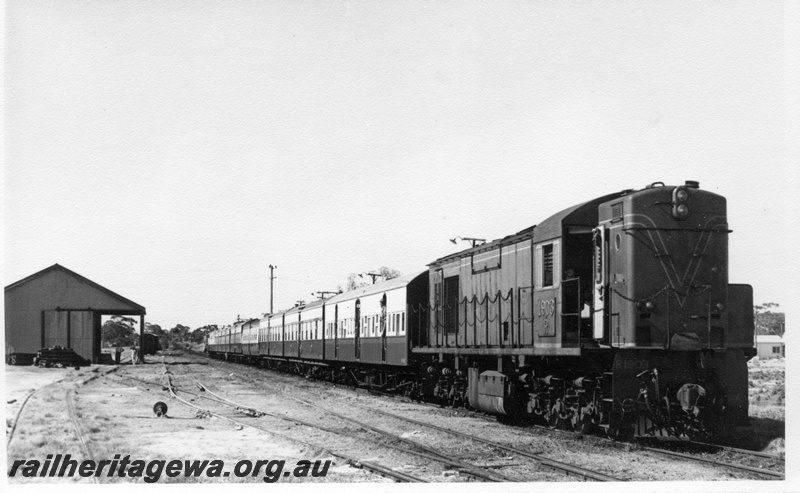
(5, 268, 142, 358)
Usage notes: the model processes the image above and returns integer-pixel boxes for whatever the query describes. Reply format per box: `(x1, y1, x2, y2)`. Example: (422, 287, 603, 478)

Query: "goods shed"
(4, 264, 146, 365)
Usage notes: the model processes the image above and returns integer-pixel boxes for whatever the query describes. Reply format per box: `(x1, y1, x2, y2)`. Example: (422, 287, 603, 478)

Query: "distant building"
(755, 334, 784, 359)
(5, 264, 146, 365)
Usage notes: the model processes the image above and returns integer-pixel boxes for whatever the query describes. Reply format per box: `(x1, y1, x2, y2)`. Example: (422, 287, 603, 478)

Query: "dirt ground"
(5, 359, 376, 484)
(6, 365, 73, 426)
(4, 351, 786, 484)
(746, 356, 786, 455)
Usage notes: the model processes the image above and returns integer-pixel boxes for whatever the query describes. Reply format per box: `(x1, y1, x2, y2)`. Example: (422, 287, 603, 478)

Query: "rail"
(160, 359, 424, 483)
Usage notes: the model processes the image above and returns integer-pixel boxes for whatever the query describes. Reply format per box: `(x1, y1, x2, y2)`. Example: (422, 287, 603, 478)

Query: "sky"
(4, 0, 795, 332)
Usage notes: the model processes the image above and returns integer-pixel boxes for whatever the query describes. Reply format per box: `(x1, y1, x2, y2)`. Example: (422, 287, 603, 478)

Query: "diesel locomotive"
(207, 181, 754, 439)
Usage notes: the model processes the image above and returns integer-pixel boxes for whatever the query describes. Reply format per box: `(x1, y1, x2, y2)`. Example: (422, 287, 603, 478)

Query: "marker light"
(715, 303, 725, 312)
(672, 186, 691, 220)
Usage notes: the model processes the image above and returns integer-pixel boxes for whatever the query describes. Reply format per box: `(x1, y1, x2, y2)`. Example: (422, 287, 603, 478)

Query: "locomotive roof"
(429, 190, 628, 266)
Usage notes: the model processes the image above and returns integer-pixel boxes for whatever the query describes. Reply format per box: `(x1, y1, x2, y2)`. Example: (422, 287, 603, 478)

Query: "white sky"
(4, 1, 795, 331)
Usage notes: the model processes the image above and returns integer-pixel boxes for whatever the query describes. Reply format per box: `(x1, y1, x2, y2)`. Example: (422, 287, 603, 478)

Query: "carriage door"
(334, 305, 339, 360)
(354, 299, 361, 360)
(380, 294, 387, 363)
(593, 226, 608, 340)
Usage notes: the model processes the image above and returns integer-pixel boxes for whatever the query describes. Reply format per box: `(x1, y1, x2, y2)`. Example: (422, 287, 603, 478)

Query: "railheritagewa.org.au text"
(9, 454, 331, 483)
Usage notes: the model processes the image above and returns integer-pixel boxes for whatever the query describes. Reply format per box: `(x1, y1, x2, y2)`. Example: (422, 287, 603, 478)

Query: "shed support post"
(66, 310, 71, 349)
(139, 315, 145, 363)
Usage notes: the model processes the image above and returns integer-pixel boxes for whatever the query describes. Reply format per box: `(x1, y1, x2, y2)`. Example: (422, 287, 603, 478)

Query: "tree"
(754, 303, 785, 336)
(195, 324, 218, 339)
(344, 273, 368, 292)
(102, 316, 137, 347)
(378, 266, 401, 280)
(170, 324, 191, 342)
(342, 267, 402, 291)
(191, 325, 217, 343)
(145, 322, 163, 335)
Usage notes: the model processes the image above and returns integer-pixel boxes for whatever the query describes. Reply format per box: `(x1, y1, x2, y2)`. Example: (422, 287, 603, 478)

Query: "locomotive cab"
(593, 181, 755, 436)
(592, 181, 753, 352)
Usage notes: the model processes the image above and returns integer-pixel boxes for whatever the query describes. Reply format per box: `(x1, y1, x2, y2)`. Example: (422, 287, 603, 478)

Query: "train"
(207, 181, 755, 439)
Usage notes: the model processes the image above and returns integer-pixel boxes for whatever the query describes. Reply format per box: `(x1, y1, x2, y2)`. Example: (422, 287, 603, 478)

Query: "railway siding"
(196, 351, 780, 482)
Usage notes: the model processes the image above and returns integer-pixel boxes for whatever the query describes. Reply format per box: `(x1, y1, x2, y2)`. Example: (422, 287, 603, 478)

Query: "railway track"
(159, 356, 521, 481)
(632, 437, 784, 480)
(514, 421, 785, 480)
(197, 355, 624, 481)
(6, 374, 72, 446)
(190, 380, 518, 482)
(8, 366, 118, 458)
(158, 358, 424, 483)
(638, 445, 783, 480)
(65, 387, 99, 484)
(345, 404, 625, 482)
(6, 390, 37, 446)
(197, 351, 787, 482)
(682, 439, 784, 463)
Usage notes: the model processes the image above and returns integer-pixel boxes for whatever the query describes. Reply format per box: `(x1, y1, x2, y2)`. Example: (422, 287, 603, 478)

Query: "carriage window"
(542, 244, 554, 287)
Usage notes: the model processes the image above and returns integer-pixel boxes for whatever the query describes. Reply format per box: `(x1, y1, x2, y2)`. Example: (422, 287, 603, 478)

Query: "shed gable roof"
(5, 263, 146, 314)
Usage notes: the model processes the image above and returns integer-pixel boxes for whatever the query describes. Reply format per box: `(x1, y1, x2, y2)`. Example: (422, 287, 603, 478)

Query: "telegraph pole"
(312, 290, 342, 300)
(269, 264, 277, 314)
(360, 272, 382, 284)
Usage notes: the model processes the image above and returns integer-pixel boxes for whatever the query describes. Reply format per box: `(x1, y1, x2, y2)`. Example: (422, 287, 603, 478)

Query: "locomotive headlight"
(715, 302, 725, 312)
(676, 204, 689, 217)
(645, 301, 655, 311)
(675, 188, 689, 202)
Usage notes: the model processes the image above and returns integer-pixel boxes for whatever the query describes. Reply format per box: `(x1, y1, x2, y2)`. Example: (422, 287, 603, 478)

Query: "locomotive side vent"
(611, 203, 623, 220)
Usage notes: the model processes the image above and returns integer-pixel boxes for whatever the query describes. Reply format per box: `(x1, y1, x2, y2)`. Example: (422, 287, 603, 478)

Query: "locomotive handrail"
(611, 284, 710, 304)
(622, 227, 732, 233)
(611, 285, 669, 303)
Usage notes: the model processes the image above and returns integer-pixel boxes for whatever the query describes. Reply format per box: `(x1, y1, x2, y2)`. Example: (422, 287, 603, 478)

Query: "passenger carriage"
(298, 299, 325, 361)
(241, 318, 260, 360)
(324, 271, 427, 367)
